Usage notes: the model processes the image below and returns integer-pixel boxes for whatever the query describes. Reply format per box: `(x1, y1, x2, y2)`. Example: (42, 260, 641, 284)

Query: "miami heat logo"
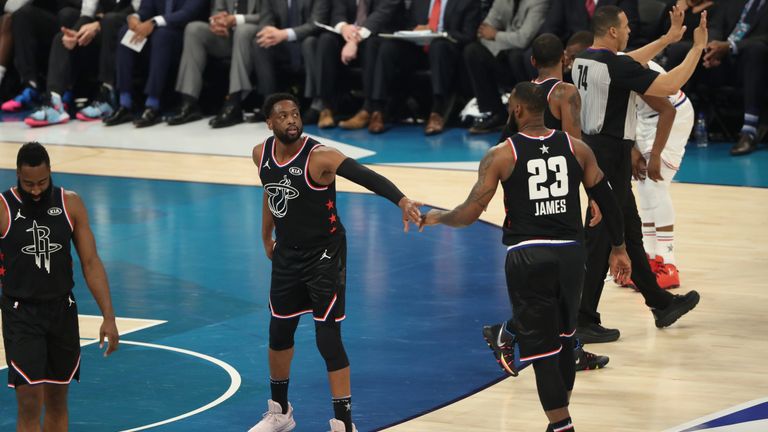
(265, 175, 300, 218)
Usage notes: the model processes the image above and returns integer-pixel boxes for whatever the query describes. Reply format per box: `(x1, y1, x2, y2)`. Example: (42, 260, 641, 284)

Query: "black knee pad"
(269, 317, 300, 351)
(315, 320, 349, 372)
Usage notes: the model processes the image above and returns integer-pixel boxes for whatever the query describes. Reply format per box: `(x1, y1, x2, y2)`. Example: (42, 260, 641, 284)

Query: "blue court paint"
(0, 170, 513, 431)
(670, 399, 768, 431)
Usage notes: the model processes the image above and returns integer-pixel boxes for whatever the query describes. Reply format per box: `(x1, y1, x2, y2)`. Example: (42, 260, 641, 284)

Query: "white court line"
(117, 340, 242, 431)
(663, 397, 768, 432)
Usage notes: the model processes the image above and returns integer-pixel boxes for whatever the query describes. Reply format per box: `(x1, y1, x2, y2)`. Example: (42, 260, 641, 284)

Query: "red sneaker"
(649, 255, 663, 273)
(656, 263, 680, 289)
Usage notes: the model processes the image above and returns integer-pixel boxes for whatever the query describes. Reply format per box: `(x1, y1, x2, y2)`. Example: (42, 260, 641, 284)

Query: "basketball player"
(632, 60, 694, 290)
(420, 81, 631, 432)
(249, 93, 422, 432)
(488, 33, 610, 373)
(0, 142, 120, 431)
(571, 5, 705, 344)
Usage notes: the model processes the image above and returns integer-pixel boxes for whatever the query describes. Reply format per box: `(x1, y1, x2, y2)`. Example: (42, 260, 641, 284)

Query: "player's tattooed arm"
(420, 146, 506, 229)
(566, 88, 582, 139)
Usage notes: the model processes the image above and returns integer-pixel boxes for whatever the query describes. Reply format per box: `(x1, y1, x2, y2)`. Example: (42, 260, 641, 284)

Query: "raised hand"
(664, 5, 686, 44)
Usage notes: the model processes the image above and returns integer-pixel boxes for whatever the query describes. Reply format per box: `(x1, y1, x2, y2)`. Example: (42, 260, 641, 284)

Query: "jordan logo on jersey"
(14, 209, 25, 220)
(263, 159, 271, 170)
(21, 220, 63, 273)
(265, 175, 300, 218)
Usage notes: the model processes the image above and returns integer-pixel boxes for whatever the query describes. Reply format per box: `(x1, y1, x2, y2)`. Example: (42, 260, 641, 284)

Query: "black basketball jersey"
(258, 136, 345, 247)
(501, 131, 584, 245)
(0, 187, 74, 300)
(534, 78, 563, 131)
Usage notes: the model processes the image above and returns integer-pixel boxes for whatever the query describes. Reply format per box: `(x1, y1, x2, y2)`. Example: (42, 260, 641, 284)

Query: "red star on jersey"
(329, 214, 337, 224)
(0, 266, 5, 277)
(325, 200, 334, 210)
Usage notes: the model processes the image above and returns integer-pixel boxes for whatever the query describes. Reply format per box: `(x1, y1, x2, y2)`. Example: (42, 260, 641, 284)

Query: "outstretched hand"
(418, 209, 443, 231)
(399, 197, 423, 232)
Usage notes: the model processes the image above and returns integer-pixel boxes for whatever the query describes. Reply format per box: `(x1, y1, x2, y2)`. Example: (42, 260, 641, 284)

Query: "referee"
(572, 5, 707, 343)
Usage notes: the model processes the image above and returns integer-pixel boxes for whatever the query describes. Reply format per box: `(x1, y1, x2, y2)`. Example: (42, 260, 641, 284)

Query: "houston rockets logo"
(265, 175, 300, 218)
(21, 220, 63, 273)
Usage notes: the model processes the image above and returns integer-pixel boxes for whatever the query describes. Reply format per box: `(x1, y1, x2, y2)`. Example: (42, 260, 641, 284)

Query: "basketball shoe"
(482, 322, 531, 376)
(328, 419, 358, 432)
(248, 400, 295, 432)
(24, 93, 70, 127)
(2, 87, 39, 112)
(656, 261, 680, 290)
(574, 341, 609, 371)
(652, 290, 700, 328)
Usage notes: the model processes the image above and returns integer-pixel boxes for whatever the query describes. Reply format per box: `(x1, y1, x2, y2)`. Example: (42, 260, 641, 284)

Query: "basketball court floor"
(0, 117, 766, 431)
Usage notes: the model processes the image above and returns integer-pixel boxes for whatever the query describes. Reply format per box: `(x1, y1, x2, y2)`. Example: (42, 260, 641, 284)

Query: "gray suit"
(252, 0, 329, 97)
(175, 0, 265, 98)
(481, 0, 548, 56)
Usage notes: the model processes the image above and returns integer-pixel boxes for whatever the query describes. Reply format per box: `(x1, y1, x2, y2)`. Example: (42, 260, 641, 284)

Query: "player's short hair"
(567, 30, 594, 49)
(532, 33, 564, 68)
(262, 93, 301, 118)
(512, 81, 547, 115)
(592, 5, 623, 37)
(17, 142, 50, 169)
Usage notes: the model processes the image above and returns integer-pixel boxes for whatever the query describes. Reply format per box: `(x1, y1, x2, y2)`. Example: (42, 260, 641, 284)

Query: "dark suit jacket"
(540, 0, 640, 45)
(330, 0, 404, 35)
(136, 0, 208, 29)
(709, 0, 768, 48)
(262, 0, 330, 39)
(405, 0, 481, 44)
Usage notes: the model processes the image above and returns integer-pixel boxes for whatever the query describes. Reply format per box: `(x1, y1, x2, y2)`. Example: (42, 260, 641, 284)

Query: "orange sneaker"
(656, 263, 680, 289)
(649, 255, 663, 273)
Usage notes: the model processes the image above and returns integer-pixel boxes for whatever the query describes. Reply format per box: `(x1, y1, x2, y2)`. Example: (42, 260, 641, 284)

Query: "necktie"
(287, 0, 302, 70)
(745, 0, 764, 26)
(235, 0, 247, 14)
(428, 0, 441, 32)
(585, 0, 595, 18)
(355, 0, 368, 26)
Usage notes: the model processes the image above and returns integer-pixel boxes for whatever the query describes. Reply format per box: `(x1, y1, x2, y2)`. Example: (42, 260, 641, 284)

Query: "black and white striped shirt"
(571, 48, 659, 141)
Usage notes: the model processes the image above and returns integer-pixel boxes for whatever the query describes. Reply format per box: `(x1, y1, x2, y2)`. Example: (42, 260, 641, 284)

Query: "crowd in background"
(0, 0, 764, 154)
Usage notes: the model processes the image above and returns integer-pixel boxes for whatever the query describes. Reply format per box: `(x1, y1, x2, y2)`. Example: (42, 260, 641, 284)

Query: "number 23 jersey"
(501, 131, 584, 246)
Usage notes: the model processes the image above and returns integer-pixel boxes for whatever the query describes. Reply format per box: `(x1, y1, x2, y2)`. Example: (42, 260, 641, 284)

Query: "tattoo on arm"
(437, 150, 497, 227)
(569, 91, 581, 132)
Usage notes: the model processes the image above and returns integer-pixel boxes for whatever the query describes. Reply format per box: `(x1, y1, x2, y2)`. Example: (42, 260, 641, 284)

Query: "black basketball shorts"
(1, 293, 81, 388)
(504, 241, 585, 362)
(270, 236, 347, 323)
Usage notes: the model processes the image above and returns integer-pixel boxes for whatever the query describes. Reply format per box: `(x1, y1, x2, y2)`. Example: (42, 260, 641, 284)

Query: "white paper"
(120, 29, 148, 53)
(314, 21, 340, 34)
(379, 31, 453, 46)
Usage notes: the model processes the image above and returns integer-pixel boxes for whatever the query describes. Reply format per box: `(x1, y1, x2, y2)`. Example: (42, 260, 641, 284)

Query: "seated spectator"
(355, 0, 481, 135)
(1, 0, 81, 112)
(167, 0, 268, 128)
(462, 0, 548, 134)
(703, 0, 767, 155)
(317, 0, 404, 131)
(24, 0, 139, 126)
(250, 0, 329, 125)
(104, 0, 207, 128)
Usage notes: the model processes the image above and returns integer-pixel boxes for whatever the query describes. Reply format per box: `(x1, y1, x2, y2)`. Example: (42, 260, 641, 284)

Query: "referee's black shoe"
(652, 290, 700, 328)
(469, 112, 507, 134)
(574, 323, 620, 344)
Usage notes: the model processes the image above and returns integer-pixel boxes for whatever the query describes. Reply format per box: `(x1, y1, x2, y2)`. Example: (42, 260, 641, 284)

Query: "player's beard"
(17, 177, 54, 217)
(276, 125, 303, 146)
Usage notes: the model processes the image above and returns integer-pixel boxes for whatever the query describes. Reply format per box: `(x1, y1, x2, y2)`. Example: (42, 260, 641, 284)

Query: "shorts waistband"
(2, 293, 73, 305)
(506, 239, 579, 251)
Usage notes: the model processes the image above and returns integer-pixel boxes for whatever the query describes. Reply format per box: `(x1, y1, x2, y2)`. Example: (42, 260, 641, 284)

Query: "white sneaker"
(328, 418, 358, 432)
(247, 400, 296, 432)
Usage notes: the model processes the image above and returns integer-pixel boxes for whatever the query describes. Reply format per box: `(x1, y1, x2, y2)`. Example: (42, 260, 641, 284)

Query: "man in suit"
(22, 0, 140, 126)
(313, 0, 403, 130)
(357, 0, 481, 135)
(703, 0, 767, 155)
(167, 0, 267, 128)
(103, 0, 207, 128)
(250, 0, 329, 120)
(462, 0, 548, 134)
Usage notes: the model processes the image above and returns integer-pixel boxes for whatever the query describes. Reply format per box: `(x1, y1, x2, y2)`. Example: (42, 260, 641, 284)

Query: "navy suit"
(115, 0, 207, 102)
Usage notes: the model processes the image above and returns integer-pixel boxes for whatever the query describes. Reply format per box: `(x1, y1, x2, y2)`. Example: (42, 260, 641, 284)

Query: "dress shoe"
(133, 108, 160, 128)
(167, 102, 203, 126)
(303, 108, 320, 124)
(103, 106, 134, 126)
(368, 111, 385, 134)
(318, 108, 335, 128)
(424, 112, 445, 135)
(339, 110, 370, 129)
(210, 104, 243, 129)
(574, 323, 620, 344)
(469, 111, 507, 134)
(730, 133, 757, 156)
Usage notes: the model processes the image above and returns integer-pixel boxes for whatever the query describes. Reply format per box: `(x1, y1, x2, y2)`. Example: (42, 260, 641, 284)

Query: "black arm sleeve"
(586, 177, 625, 247)
(336, 158, 405, 206)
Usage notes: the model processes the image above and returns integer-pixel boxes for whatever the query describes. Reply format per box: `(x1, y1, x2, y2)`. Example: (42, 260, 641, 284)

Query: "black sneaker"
(574, 322, 620, 344)
(469, 111, 507, 134)
(574, 344, 609, 371)
(652, 290, 700, 328)
(482, 322, 531, 376)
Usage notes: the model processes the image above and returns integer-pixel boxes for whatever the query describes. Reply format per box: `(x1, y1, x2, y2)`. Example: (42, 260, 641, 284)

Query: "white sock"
(657, 231, 675, 265)
(642, 225, 656, 257)
(0, 65, 6, 84)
